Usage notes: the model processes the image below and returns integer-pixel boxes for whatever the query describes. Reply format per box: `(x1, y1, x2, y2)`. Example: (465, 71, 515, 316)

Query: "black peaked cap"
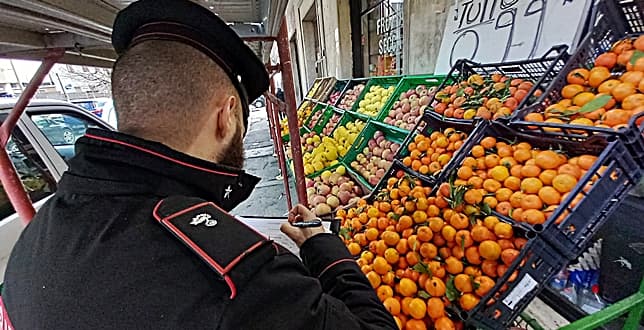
(112, 0, 269, 129)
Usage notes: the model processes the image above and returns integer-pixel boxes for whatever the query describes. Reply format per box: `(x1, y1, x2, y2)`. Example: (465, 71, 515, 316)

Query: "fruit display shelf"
(349, 76, 403, 118)
(394, 112, 483, 185)
(342, 120, 408, 190)
(305, 78, 324, 99)
(511, 0, 644, 163)
(305, 163, 369, 217)
(375, 75, 446, 131)
(337, 161, 567, 330)
(312, 77, 339, 102)
(428, 45, 569, 124)
(439, 121, 642, 260)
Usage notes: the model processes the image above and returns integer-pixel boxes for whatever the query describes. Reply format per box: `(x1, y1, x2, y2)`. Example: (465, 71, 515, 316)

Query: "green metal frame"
(559, 277, 644, 330)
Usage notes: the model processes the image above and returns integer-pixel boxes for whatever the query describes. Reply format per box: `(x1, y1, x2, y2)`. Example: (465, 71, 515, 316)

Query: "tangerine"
(459, 293, 481, 311)
(454, 273, 474, 293)
(535, 150, 562, 169)
(399, 278, 418, 297)
(378, 285, 395, 302)
(479, 240, 502, 260)
(408, 298, 427, 320)
(552, 174, 578, 193)
(538, 186, 562, 205)
(427, 297, 445, 319)
(434, 317, 456, 330)
(520, 194, 543, 210)
(521, 177, 543, 194)
(494, 222, 514, 238)
(445, 256, 464, 274)
(425, 277, 446, 297)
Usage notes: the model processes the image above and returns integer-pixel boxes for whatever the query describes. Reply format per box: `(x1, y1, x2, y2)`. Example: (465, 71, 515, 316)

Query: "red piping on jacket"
(0, 296, 15, 330)
(318, 259, 356, 279)
(84, 134, 238, 177)
(152, 200, 269, 299)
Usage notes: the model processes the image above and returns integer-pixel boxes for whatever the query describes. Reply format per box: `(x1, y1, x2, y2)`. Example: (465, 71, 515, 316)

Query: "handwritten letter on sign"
(435, 0, 591, 74)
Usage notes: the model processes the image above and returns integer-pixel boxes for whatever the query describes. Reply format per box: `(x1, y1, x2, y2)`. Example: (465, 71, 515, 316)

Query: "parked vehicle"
(0, 100, 112, 281)
(71, 97, 111, 117)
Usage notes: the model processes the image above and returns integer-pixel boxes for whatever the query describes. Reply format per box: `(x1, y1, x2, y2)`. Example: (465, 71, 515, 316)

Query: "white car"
(0, 99, 112, 282)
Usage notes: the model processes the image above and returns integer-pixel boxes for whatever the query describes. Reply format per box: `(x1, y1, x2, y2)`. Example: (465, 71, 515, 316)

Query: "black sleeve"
(218, 234, 397, 330)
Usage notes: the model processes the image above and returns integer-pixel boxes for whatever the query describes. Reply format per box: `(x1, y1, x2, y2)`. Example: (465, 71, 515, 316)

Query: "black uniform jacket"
(2, 129, 396, 330)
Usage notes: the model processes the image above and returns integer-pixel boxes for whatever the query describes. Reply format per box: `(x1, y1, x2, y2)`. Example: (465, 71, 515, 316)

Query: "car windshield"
(73, 101, 97, 111)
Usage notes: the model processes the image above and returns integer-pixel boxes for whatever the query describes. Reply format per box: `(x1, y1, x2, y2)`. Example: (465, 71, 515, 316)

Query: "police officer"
(1, 0, 397, 329)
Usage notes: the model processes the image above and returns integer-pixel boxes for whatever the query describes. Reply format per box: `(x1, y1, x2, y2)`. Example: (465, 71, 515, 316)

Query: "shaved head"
(111, 40, 245, 167)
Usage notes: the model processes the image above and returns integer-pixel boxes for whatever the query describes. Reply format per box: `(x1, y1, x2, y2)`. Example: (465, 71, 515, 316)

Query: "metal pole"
(268, 78, 293, 210)
(276, 17, 307, 205)
(0, 48, 64, 224)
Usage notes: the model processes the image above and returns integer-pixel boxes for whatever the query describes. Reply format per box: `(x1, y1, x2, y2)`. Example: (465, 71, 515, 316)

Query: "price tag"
(503, 274, 538, 310)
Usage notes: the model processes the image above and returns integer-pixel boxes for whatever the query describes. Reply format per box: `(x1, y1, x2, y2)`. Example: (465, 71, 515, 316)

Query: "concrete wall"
(403, 0, 451, 75)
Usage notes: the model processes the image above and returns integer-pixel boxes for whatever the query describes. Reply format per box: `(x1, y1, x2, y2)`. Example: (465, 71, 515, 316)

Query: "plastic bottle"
(578, 284, 606, 314)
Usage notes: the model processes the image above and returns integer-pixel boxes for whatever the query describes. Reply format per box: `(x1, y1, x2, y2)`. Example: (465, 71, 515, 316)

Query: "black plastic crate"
(512, 0, 644, 165)
(394, 112, 486, 185)
(444, 122, 642, 260)
(428, 46, 569, 124)
(465, 235, 566, 329)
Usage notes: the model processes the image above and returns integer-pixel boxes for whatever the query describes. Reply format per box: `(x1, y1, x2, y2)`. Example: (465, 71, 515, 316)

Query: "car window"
(30, 113, 101, 160)
(0, 128, 56, 221)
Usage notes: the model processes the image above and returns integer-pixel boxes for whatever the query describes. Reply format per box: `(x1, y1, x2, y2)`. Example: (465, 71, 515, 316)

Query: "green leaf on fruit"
(460, 235, 466, 252)
(418, 290, 431, 299)
(576, 94, 612, 114)
(339, 227, 351, 240)
(413, 261, 432, 276)
(456, 88, 465, 97)
(446, 276, 459, 302)
(412, 240, 418, 252)
(471, 275, 480, 290)
(480, 202, 492, 216)
(630, 50, 644, 65)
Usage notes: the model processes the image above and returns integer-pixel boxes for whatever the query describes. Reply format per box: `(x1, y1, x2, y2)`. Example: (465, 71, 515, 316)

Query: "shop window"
(361, 0, 404, 76)
(0, 128, 56, 221)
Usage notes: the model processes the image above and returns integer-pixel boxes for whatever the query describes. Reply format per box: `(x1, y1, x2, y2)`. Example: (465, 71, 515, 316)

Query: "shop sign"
(435, 0, 591, 73)
(376, 9, 403, 55)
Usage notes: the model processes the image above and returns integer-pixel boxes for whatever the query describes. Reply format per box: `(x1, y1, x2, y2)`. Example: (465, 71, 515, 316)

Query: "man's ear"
(216, 95, 237, 139)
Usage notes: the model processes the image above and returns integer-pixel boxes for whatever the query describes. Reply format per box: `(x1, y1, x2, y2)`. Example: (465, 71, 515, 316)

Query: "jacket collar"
(58, 128, 259, 211)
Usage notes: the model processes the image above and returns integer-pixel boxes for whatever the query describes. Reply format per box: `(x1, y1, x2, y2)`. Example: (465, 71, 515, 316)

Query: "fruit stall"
(273, 0, 644, 329)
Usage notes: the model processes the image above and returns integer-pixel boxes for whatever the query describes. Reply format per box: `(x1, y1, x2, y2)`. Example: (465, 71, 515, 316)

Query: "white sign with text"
(435, 0, 592, 74)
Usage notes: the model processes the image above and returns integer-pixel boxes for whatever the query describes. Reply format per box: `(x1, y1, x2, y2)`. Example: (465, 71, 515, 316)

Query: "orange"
(622, 93, 644, 110)
(621, 71, 644, 85)
(419, 242, 438, 259)
(377, 285, 394, 302)
(365, 228, 380, 241)
(561, 84, 585, 99)
(539, 186, 562, 205)
(445, 256, 464, 275)
(366, 271, 381, 288)
(427, 297, 445, 319)
(450, 213, 469, 230)
(577, 155, 597, 170)
(509, 192, 525, 209)
(495, 187, 513, 202)
(465, 246, 483, 265)
(539, 169, 558, 185)
(598, 79, 622, 94)
(454, 273, 474, 293)
(383, 296, 401, 315)
(347, 242, 361, 255)
(558, 164, 582, 179)
(520, 164, 541, 178)
(489, 165, 510, 181)
(472, 145, 486, 157)
(396, 239, 409, 255)
(504, 176, 521, 190)
(481, 260, 498, 277)
(525, 112, 545, 123)
(483, 216, 500, 230)
(523, 209, 546, 224)
(399, 278, 418, 297)
(521, 177, 543, 194)
(385, 248, 400, 264)
(429, 217, 444, 232)
(612, 82, 637, 102)
(434, 317, 456, 330)
(408, 298, 427, 320)
(535, 150, 562, 169)
(573, 92, 596, 106)
(474, 275, 496, 297)
(552, 174, 578, 193)
(483, 179, 502, 192)
(374, 256, 391, 275)
(588, 66, 612, 88)
(595, 52, 618, 69)
(520, 194, 543, 210)
(464, 189, 484, 204)
(494, 222, 514, 238)
(425, 277, 446, 297)
(484, 154, 501, 168)
(382, 231, 401, 246)
(361, 251, 375, 264)
(455, 230, 474, 248)
(603, 109, 632, 126)
(495, 201, 511, 216)
(479, 240, 502, 260)
(405, 319, 427, 330)
(459, 293, 481, 311)
(441, 225, 457, 242)
(501, 249, 520, 266)
(567, 68, 590, 85)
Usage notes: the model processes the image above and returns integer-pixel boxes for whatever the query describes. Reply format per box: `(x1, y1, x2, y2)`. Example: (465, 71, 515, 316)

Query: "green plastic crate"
(313, 106, 344, 135)
(350, 75, 403, 118)
(375, 74, 447, 129)
(304, 102, 328, 130)
(342, 120, 409, 189)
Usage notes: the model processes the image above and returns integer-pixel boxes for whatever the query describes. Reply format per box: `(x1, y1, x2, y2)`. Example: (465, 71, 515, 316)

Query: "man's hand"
(280, 204, 326, 247)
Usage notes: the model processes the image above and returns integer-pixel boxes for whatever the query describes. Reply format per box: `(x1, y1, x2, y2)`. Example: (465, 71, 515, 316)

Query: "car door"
(24, 104, 112, 162)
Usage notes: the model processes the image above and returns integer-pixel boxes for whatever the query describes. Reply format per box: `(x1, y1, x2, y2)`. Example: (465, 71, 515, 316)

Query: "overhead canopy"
(0, 0, 286, 67)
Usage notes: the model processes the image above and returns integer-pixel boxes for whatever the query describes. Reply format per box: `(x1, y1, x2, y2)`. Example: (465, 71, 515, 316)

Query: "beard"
(218, 123, 244, 169)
